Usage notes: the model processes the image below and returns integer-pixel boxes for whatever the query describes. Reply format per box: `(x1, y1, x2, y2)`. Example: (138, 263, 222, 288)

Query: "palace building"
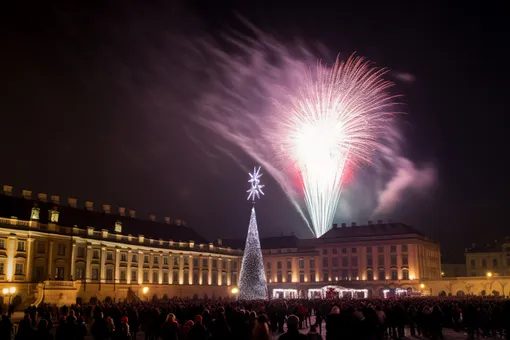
(0, 185, 450, 308)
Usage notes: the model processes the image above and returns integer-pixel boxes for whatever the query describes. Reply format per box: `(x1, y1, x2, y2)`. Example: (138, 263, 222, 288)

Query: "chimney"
(129, 209, 136, 218)
(217, 238, 223, 246)
(333, 223, 338, 229)
(368, 220, 373, 225)
(377, 219, 383, 224)
(351, 222, 356, 227)
(85, 201, 94, 211)
(149, 214, 156, 222)
(4, 185, 12, 196)
(37, 193, 47, 202)
(3, 185, 13, 196)
(341, 223, 346, 228)
(119, 207, 125, 216)
(102, 204, 111, 214)
(51, 195, 60, 205)
(22, 190, 32, 200)
(164, 216, 171, 224)
(68, 197, 77, 208)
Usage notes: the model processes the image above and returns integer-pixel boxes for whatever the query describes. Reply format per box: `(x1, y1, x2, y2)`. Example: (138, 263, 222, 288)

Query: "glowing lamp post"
(231, 287, 239, 295)
(486, 272, 493, 278)
(2, 287, 16, 316)
(142, 286, 149, 301)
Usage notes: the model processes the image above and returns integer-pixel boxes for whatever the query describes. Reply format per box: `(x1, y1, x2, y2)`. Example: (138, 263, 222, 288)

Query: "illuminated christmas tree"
(238, 167, 267, 300)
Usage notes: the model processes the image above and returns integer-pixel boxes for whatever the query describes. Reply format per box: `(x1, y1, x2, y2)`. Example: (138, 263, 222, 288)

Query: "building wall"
(420, 276, 510, 297)
(0, 217, 241, 307)
(1, 215, 443, 306)
(465, 250, 510, 277)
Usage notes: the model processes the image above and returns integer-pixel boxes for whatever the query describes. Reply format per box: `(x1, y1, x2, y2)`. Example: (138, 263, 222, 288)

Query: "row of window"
(16, 240, 238, 269)
(266, 268, 411, 283)
(322, 245, 408, 255)
(71, 267, 238, 285)
(0, 262, 24, 275)
(266, 254, 410, 271)
(0, 239, 26, 251)
(470, 258, 510, 268)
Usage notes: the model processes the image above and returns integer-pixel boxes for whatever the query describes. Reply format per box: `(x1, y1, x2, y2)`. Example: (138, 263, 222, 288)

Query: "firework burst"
(272, 55, 396, 237)
(193, 23, 406, 238)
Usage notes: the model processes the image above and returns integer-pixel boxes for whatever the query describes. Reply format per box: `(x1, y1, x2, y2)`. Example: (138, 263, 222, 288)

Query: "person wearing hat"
(278, 315, 307, 340)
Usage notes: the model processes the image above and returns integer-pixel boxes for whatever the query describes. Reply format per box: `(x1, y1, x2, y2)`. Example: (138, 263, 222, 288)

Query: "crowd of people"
(0, 296, 509, 340)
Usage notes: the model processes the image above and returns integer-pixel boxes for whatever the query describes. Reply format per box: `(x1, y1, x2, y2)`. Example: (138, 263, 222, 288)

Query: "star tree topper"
(247, 166, 265, 202)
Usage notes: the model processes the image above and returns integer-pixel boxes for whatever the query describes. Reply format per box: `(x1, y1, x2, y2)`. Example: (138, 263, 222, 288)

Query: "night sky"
(2, 1, 508, 262)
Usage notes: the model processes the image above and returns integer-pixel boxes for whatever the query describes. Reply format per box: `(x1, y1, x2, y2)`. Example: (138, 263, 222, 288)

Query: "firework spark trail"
(272, 56, 396, 237)
(190, 22, 432, 237)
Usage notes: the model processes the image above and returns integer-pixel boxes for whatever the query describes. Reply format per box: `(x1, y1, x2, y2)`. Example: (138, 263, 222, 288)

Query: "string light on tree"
(238, 166, 268, 300)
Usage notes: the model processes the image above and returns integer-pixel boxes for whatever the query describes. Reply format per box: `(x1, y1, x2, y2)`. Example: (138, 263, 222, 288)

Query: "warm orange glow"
(486, 272, 493, 278)
(142, 286, 149, 294)
(420, 283, 425, 289)
(231, 287, 239, 294)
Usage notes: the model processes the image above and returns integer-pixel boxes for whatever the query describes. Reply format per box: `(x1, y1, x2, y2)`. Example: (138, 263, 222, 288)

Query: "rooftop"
(320, 221, 426, 240)
(0, 190, 208, 244)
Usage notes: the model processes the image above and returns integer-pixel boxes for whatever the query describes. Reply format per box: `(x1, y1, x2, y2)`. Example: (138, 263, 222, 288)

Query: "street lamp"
(2, 287, 16, 317)
(231, 287, 239, 295)
(142, 286, 149, 301)
(486, 272, 493, 278)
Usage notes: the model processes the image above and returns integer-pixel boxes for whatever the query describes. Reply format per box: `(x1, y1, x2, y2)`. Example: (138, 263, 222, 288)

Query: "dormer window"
(49, 207, 59, 223)
(31, 205, 40, 220)
(115, 221, 122, 233)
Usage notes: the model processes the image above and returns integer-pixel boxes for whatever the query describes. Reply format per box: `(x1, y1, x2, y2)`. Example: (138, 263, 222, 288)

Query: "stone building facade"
(6, 185, 501, 308)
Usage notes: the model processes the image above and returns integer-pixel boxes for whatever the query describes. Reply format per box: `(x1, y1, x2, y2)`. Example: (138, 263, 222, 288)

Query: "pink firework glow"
(192, 23, 434, 237)
(270, 55, 397, 237)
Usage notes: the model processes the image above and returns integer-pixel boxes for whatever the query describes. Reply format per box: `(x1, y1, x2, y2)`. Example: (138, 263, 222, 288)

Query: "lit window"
(76, 267, 84, 280)
(299, 258, 304, 269)
(31, 206, 40, 220)
(17, 241, 26, 251)
(57, 244, 66, 256)
(77, 247, 85, 258)
(92, 268, 99, 280)
(114, 221, 122, 233)
(49, 208, 59, 223)
(106, 268, 113, 280)
(15, 263, 24, 275)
